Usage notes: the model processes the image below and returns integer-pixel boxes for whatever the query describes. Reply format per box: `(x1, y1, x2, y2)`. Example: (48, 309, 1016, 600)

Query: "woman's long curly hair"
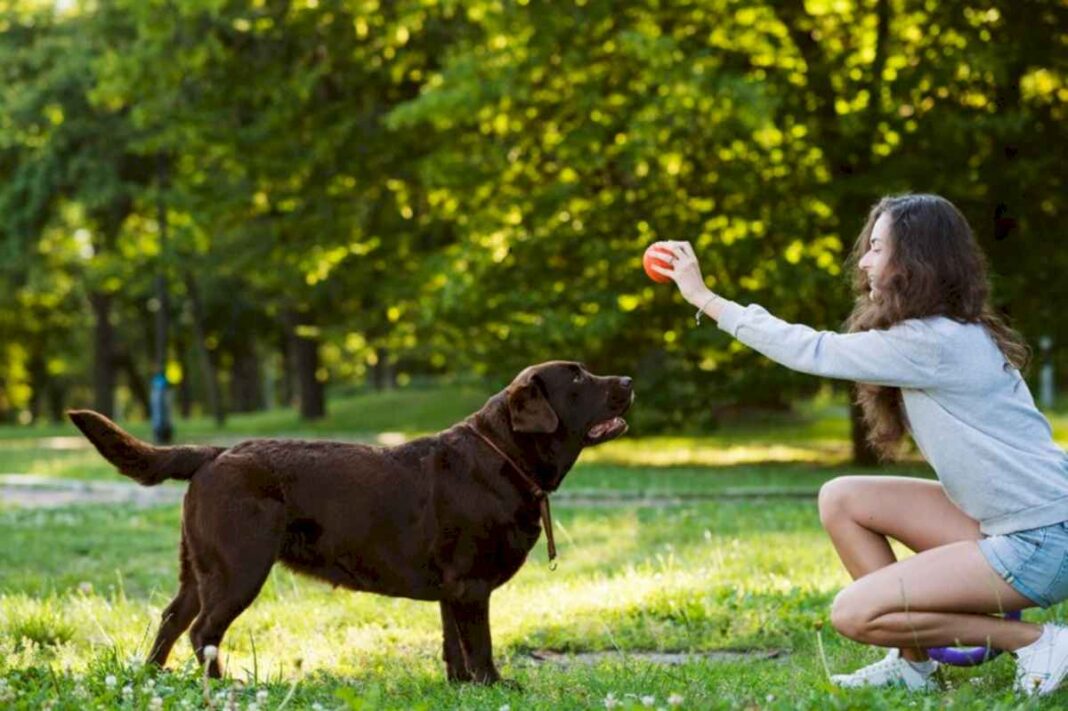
(845, 194, 1030, 460)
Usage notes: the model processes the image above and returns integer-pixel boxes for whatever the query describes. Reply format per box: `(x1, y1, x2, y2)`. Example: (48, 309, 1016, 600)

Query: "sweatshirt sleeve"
(716, 300, 942, 388)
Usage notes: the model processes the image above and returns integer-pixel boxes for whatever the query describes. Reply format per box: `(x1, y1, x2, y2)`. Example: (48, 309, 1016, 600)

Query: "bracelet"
(695, 293, 720, 326)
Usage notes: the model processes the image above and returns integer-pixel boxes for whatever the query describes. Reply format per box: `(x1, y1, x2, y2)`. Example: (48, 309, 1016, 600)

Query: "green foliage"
(0, 0, 1064, 428)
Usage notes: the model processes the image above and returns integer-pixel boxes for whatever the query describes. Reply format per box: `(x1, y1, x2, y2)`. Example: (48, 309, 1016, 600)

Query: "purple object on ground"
(926, 610, 1023, 666)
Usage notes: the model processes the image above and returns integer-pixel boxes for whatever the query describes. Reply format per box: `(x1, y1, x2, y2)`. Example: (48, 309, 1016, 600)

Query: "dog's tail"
(67, 410, 225, 486)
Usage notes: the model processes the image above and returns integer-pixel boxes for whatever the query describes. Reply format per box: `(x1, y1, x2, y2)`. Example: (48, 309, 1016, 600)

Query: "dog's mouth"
(584, 416, 628, 445)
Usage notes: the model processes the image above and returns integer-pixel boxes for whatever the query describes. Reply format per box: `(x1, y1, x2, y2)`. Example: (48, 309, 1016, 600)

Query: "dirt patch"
(554, 489, 816, 507)
(525, 648, 787, 666)
(0, 474, 184, 509)
(0, 474, 818, 510)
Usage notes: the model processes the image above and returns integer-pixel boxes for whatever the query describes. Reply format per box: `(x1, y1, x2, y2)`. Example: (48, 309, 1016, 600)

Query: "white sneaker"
(1014, 624, 1068, 696)
(830, 649, 939, 691)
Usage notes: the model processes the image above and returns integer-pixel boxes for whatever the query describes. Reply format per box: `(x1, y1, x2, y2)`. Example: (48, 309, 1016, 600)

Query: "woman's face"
(859, 212, 894, 297)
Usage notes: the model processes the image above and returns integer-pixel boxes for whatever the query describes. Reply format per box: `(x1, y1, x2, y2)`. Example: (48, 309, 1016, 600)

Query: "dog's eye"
(572, 373, 583, 383)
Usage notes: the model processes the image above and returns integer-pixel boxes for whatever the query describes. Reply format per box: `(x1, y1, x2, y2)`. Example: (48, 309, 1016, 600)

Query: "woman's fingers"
(659, 243, 690, 264)
(649, 263, 675, 279)
(656, 243, 683, 260)
(660, 241, 699, 264)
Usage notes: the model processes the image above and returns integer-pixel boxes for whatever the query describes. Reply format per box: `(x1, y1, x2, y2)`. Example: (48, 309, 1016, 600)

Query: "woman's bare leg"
(831, 540, 1040, 652)
(818, 475, 987, 661)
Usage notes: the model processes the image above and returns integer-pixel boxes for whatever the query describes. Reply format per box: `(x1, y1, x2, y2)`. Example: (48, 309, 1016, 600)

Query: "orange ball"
(643, 243, 674, 283)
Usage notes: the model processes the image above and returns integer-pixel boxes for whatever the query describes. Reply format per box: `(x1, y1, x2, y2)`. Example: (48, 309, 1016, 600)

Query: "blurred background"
(0, 0, 1064, 464)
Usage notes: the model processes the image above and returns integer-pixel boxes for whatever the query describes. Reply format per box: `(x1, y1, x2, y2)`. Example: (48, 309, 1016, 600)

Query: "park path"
(0, 473, 185, 508)
(0, 473, 817, 510)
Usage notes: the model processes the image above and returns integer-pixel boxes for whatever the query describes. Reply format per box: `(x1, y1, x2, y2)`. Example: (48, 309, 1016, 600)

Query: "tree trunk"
(776, 0, 892, 467)
(184, 273, 226, 426)
(174, 333, 194, 419)
(285, 310, 326, 420)
(28, 340, 67, 424)
(281, 328, 297, 407)
(372, 346, 396, 391)
(89, 291, 117, 417)
(230, 344, 265, 412)
(47, 380, 65, 424)
(115, 348, 151, 418)
(849, 395, 880, 467)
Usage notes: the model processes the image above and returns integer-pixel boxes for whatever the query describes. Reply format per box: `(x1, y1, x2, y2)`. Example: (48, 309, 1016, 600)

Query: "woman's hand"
(649, 241, 714, 307)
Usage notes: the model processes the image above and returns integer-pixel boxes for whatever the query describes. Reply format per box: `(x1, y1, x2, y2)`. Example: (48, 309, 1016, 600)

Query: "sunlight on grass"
(3, 498, 1066, 707)
(0, 502, 844, 678)
(583, 437, 851, 467)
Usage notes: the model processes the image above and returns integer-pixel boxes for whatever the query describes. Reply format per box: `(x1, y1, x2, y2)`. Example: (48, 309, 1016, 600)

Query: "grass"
(1, 384, 1067, 709)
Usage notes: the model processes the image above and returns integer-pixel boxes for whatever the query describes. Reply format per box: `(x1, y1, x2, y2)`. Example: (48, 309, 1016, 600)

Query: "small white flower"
(642, 695, 656, 707)
(143, 679, 156, 690)
(149, 696, 163, 710)
(256, 689, 269, 702)
(104, 675, 117, 688)
(499, 705, 511, 711)
(604, 692, 620, 709)
(203, 645, 219, 661)
(668, 694, 684, 707)
(246, 704, 260, 711)
(122, 685, 133, 698)
(766, 694, 775, 702)
(311, 703, 324, 711)
(78, 581, 93, 594)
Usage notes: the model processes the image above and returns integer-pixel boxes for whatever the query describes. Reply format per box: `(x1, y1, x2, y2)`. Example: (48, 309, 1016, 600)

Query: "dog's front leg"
(439, 600, 473, 682)
(443, 597, 501, 684)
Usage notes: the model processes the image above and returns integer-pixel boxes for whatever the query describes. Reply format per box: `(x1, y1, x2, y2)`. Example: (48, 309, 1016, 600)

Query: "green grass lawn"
(1, 387, 1067, 709)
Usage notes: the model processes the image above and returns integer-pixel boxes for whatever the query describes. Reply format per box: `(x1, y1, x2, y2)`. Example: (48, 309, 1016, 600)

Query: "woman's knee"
(829, 588, 875, 642)
(818, 476, 861, 531)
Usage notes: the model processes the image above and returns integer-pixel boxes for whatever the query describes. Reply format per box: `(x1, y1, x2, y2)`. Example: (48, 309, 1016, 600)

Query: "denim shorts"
(978, 521, 1068, 608)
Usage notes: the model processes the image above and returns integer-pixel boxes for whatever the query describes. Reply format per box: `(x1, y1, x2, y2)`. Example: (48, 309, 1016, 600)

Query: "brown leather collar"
(461, 422, 557, 567)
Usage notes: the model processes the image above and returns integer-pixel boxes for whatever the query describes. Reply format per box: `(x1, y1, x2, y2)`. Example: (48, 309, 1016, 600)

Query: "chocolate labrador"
(68, 361, 633, 683)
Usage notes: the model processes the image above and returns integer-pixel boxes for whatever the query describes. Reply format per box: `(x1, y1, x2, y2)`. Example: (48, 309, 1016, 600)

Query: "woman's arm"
(650, 241, 942, 388)
(716, 301, 941, 388)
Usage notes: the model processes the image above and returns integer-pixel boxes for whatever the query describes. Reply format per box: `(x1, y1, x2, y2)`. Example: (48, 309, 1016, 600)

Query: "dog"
(68, 361, 633, 683)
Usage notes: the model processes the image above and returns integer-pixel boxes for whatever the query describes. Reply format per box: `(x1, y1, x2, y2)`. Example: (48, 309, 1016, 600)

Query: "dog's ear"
(507, 375, 559, 433)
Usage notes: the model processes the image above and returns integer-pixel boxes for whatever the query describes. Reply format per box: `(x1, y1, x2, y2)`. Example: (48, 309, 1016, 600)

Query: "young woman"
(651, 194, 1068, 695)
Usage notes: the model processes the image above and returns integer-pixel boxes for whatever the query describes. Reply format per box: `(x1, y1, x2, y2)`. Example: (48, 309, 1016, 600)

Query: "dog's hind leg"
(147, 533, 200, 668)
(187, 493, 285, 678)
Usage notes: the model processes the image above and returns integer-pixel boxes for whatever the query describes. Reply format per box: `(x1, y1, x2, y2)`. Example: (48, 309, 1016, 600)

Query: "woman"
(651, 194, 1068, 696)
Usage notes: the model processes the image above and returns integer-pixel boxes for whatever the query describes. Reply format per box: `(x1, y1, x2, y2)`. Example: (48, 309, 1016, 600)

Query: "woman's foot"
(1014, 624, 1068, 696)
(830, 649, 940, 691)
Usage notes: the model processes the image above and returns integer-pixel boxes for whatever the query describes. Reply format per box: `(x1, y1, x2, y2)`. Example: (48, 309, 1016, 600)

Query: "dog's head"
(506, 361, 632, 444)
(493, 361, 633, 489)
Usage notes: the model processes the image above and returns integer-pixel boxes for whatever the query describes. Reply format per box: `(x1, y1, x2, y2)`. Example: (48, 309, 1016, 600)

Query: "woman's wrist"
(693, 290, 724, 325)
(685, 287, 713, 308)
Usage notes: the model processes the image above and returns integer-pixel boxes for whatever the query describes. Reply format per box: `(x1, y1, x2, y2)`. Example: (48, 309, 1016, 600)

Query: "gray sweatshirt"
(717, 300, 1068, 535)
